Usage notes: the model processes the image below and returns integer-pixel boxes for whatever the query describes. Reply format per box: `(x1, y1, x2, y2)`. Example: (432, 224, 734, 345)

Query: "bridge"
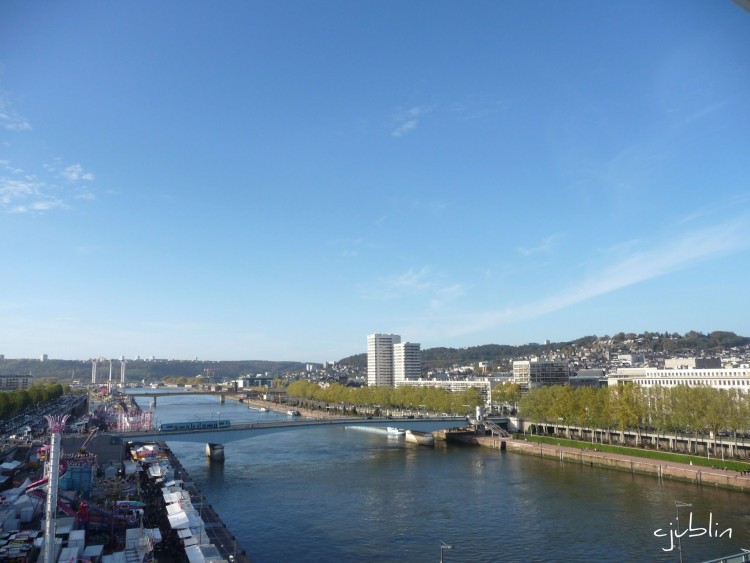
(127, 390, 231, 407)
(113, 416, 468, 459)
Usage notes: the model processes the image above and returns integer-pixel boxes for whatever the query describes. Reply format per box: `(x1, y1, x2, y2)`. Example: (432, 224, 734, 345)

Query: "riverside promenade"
(442, 432, 750, 493)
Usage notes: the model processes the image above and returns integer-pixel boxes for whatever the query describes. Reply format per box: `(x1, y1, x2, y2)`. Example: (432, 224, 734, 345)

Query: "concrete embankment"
(437, 431, 750, 493)
(161, 442, 252, 562)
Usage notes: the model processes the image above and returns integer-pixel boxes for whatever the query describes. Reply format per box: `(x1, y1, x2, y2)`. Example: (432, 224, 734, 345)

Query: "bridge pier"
(151, 397, 156, 408)
(220, 395, 225, 404)
(206, 443, 225, 461)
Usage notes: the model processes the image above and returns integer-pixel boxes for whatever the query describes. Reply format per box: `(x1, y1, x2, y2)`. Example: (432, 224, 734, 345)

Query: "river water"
(130, 391, 750, 562)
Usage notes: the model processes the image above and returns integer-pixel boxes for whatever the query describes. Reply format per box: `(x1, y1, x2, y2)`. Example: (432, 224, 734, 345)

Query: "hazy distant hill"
(0, 358, 305, 383)
(337, 331, 750, 370)
(3, 331, 747, 382)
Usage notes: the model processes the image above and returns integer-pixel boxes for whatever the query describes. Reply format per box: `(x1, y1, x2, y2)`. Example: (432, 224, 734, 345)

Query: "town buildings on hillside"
(225, 334, 750, 407)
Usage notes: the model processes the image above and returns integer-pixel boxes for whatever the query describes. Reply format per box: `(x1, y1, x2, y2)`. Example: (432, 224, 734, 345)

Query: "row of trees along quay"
(285, 381, 484, 415)
(0, 383, 69, 418)
(513, 383, 750, 454)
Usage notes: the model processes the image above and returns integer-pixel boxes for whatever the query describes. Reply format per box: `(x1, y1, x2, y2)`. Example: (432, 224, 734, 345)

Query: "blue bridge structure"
(115, 416, 468, 444)
(112, 416, 469, 459)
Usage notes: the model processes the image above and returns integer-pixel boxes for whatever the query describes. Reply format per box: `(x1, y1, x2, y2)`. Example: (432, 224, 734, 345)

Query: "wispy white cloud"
(0, 158, 96, 214)
(387, 97, 504, 138)
(516, 233, 564, 256)
(61, 164, 95, 182)
(0, 92, 99, 213)
(390, 106, 432, 137)
(429, 283, 466, 310)
(512, 219, 748, 320)
(411, 199, 448, 214)
(675, 193, 750, 226)
(327, 237, 373, 259)
(0, 97, 32, 131)
(361, 266, 466, 306)
(680, 100, 729, 127)
(364, 266, 432, 299)
(410, 215, 750, 341)
(0, 176, 68, 213)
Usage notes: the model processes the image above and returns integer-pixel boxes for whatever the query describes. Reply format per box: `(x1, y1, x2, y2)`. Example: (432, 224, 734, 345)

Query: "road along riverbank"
(237, 396, 338, 419)
(437, 431, 750, 493)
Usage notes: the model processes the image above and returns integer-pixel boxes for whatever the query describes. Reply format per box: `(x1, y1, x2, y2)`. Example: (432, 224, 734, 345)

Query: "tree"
(610, 384, 644, 443)
(492, 383, 521, 413)
(701, 388, 731, 456)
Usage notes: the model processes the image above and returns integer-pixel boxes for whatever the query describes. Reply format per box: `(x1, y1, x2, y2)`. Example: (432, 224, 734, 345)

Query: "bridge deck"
(116, 416, 470, 444)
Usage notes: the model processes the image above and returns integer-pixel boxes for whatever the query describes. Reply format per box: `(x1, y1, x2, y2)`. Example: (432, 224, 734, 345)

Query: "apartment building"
(0, 374, 33, 390)
(393, 342, 421, 384)
(367, 334, 421, 387)
(367, 334, 400, 387)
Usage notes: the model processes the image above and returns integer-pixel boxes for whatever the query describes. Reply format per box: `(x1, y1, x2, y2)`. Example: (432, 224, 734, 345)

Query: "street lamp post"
(440, 541, 452, 563)
(675, 500, 692, 563)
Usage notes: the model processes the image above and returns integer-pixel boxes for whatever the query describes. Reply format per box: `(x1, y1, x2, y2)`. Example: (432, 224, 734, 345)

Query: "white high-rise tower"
(394, 342, 421, 384)
(367, 334, 401, 387)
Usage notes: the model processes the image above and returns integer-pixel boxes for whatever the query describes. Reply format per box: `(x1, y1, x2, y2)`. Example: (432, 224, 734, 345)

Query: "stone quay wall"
(438, 432, 750, 493)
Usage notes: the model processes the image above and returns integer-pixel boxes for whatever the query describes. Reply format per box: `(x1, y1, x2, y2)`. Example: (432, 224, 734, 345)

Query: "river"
(130, 391, 750, 562)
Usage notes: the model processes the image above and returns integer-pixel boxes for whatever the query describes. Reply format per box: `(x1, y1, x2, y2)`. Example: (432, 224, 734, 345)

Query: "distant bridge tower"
(108, 359, 113, 391)
(91, 360, 98, 384)
(120, 360, 127, 385)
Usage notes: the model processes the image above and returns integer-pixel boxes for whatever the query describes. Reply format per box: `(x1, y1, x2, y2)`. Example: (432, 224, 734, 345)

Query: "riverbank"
(161, 441, 252, 562)
(440, 431, 750, 493)
(238, 396, 338, 419)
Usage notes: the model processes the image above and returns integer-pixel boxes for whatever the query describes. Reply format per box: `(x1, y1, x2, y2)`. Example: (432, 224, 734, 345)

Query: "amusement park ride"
(30, 417, 141, 561)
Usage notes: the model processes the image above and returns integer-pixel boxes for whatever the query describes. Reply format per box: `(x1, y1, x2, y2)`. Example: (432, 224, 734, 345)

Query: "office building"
(512, 360, 570, 391)
(609, 365, 750, 391)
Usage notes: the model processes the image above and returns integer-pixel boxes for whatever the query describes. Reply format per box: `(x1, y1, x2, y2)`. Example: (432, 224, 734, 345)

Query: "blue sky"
(1, 2, 749, 362)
